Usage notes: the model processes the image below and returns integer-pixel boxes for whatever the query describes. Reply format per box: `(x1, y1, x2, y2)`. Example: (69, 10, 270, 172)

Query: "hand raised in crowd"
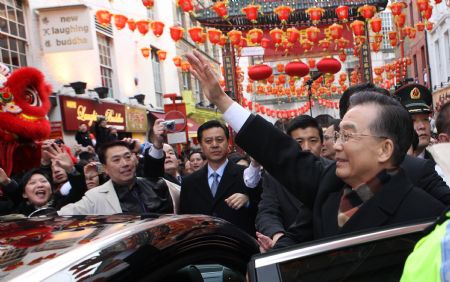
(224, 193, 249, 210)
(0, 168, 11, 186)
(186, 50, 233, 112)
(121, 138, 141, 154)
(40, 139, 56, 166)
(152, 118, 166, 150)
(44, 142, 74, 173)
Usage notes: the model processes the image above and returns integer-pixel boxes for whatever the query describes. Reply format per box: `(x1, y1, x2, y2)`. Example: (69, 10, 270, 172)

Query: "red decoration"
(270, 28, 284, 45)
(189, 27, 203, 43)
(157, 50, 167, 61)
(335, 6, 349, 22)
(358, 5, 377, 20)
(416, 0, 429, 12)
(151, 20, 165, 37)
(301, 40, 313, 52)
(96, 10, 112, 26)
(319, 39, 331, 50)
(426, 21, 434, 31)
(248, 28, 263, 44)
(181, 61, 190, 72)
(389, 2, 406, 16)
(371, 42, 381, 52)
(308, 59, 316, 68)
(218, 35, 228, 47)
(338, 52, 347, 62)
(306, 7, 325, 25)
(336, 38, 349, 49)
(141, 47, 151, 58)
(248, 64, 273, 81)
(142, 0, 154, 9)
(114, 14, 128, 30)
(285, 61, 309, 77)
(228, 30, 242, 46)
(416, 22, 425, 31)
(170, 26, 184, 42)
(388, 31, 398, 40)
(317, 57, 341, 74)
(261, 38, 271, 49)
(276, 63, 284, 73)
(239, 38, 248, 48)
(422, 6, 433, 21)
(350, 20, 365, 36)
(242, 5, 260, 23)
(305, 26, 320, 43)
(370, 17, 382, 33)
(208, 28, 222, 44)
(212, 1, 228, 18)
(390, 37, 398, 47)
(127, 19, 136, 31)
(374, 33, 383, 43)
(136, 20, 150, 36)
(395, 13, 406, 28)
(275, 5, 293, 24)
(286, 28, 300, 43)
(173, 56, 182, 67)
(178, 0, 194, 13)
(329, 23, 344, 40)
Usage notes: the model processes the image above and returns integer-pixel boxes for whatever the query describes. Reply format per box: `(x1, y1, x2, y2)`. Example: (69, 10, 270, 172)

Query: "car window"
(278, 232, 423, 282)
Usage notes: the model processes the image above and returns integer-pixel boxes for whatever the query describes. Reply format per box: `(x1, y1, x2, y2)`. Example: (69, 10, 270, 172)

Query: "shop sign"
(125, 106, 148, 133)
(432, 85, 450, 112)
(59, 96, 125, 131)
(38, 5, 93, 53)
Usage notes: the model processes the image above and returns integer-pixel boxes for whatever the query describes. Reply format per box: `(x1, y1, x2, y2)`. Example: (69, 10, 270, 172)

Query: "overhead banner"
(59, 96, 126, 131)
(38, 5, 93, 53)
(125, 106, 148, 133)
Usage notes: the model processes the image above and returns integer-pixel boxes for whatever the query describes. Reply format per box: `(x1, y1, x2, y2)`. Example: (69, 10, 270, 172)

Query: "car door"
(248, 221, 433, 282)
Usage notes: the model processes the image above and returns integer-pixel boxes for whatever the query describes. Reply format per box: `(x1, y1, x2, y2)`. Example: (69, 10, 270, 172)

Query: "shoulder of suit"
(85, 180, 113, 195)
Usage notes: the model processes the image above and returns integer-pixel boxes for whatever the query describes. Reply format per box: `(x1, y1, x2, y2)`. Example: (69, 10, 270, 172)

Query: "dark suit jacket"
(143, 148, 182, 185)
(236, 115, 445, 239)
(180, 161, 260, 235)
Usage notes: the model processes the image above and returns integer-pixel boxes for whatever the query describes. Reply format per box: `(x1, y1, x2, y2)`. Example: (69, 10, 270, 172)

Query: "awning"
(149, 111, 165, 120)
(187, 117, 200, 138)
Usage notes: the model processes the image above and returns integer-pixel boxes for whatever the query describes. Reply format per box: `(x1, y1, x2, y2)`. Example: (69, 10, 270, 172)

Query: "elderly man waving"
(186, 50, 444, 240)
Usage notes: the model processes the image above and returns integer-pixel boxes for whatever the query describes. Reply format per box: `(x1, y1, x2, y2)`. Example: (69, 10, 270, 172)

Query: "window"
(175, 5, 186, 28)
(435, 40, 442, 83)
(0, 0, 27, 70)
(409, 4, 414, 26)
(151, 48, 163, 107)
(182, 71, 191, 90)
(194, 78, 203, 103)
(380, 11, 394, 50)
(445, 31, 450, 76)
(97, 33, 114, 97)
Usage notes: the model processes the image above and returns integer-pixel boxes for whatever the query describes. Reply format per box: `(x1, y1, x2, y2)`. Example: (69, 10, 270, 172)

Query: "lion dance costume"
(0, 64, 52, 177)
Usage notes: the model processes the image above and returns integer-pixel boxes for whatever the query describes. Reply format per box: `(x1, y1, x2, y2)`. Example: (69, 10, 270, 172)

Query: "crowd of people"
(1, 50, 450, 258)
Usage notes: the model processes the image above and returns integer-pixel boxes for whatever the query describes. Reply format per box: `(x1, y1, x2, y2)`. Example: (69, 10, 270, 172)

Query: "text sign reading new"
(38, 5, 93, 53)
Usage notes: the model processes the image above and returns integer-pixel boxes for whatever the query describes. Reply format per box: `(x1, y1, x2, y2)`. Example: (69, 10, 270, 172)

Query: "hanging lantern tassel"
(157, 50, 167, 61)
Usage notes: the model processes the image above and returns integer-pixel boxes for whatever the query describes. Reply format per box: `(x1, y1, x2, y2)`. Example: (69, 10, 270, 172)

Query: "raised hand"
(152, 119, 165, 150)
(45, 143, 74, 173)
(0, 168, 11, 186)
(186, 50, 233, 112)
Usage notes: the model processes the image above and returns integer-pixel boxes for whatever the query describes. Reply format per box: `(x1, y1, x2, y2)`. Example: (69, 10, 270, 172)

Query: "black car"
(248, 220, 433, 282)
(0, 214, 259, 281)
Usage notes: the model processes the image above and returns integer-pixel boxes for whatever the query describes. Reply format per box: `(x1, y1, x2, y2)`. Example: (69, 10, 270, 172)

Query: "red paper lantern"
(189, 27, 203, 43)
(426, 21, 434, 31)
(207, 28, 222, 44)
(181, 61, 190, 72)
(276, 63, 284, 73)
(308, 59, 316, 68)
(239, 38, 248, 48)
(248, 64, 273, 81)
(142, 0, 154, 9)
(350, 20, 365, 36)
(242, 5, 260, 23)
(336, 38, 349, 49)
(329, 23, 344, 40)
(261, 38, 271, 49)
(338, 52, 347, 62)
(319, 39, 331, 50)
(170, 26, 184, 42)
(416, 22, 425, 31)
(178, 0, 194, 13)
(370, 17, 382, 33)
(173, 56, 182, 67)
(127, 18, 136, 31)
(358, 5, 377, 20)
(151, 20, 165, 37)
(416, 0, 429, 12)
(157, 50, 167, 61)
(141, 47, 151, 58)
(371, 42, 381, 52)
(198, 32, 207, 44)
(422, 6, 433, 21)
(228, 30, 242, 46)
(285, 61, 310, 77)
(270, 28, 284, 45)
(354, 36, 366, 45)
(390, 37, 398, 47)
(389, 2, 406, 16)
(305, 26, 320, 43)
(374, 33, 383, 43)
(286, 28, 300, 43)
(395, 13, 406, 28)
(301, 40, 313, 52)
(336, 6, 349, 22)
(96, 10, 112, 26)
(408, 27, 417, 39)
(317, 57, 341, 74)
(247, 28, 263, 44)
(136, 20, 150, 36)
(388, 31, 398, 40)
(218, 35, 228, 47)
(212, 1, 228, 18)
(306, 7, 325, 25)
(274, 5, 293, 24)
(114, 14, 128, 30)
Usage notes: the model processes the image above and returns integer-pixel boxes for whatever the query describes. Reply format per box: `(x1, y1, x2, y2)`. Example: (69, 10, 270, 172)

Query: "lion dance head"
(0, 64, 52, 176)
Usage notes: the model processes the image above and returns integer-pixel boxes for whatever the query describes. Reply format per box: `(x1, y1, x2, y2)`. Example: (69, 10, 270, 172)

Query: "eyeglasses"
(333, 131, 388, 144)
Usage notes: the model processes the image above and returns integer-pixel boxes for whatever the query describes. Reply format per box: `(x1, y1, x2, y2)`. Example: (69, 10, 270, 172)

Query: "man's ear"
(438, 133, 450, 143)
(378, 139, 394, 163)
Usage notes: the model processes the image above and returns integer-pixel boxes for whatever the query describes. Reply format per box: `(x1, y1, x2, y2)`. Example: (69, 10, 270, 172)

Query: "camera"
(161, 120, 176, 131)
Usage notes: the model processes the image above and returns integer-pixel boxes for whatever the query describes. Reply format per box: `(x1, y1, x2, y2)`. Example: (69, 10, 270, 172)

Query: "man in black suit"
(180, 120, 260, 235)
(186, 50, 445, 240)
